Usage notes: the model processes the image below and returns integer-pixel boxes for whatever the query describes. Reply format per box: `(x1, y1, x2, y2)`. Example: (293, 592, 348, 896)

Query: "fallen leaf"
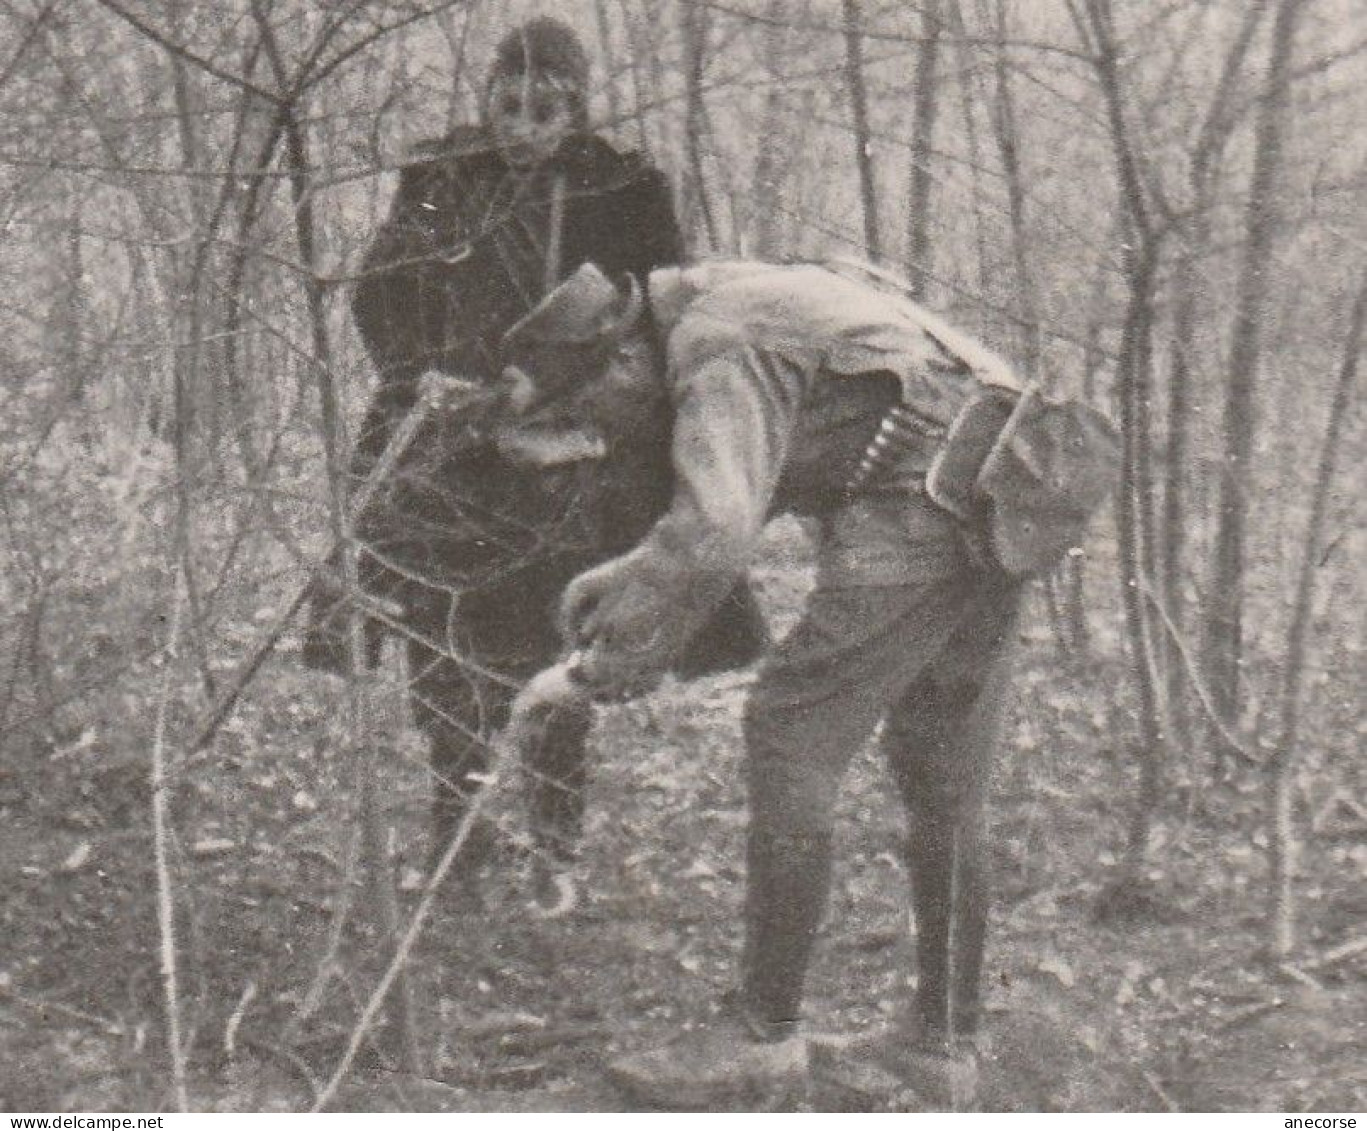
(60, 842, 92, 873)
(51, 729, 97, 761)
(1037, 955, 1076, 987)
(464, 1011, 545, 1039)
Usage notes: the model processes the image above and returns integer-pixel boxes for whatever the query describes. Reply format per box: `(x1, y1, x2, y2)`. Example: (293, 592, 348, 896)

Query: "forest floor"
(1, 525, 1364, 1113)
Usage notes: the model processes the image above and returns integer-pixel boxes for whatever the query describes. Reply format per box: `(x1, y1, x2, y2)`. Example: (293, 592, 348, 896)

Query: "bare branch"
(89, 0, 284, 104)
(699, 0, 1095, 63)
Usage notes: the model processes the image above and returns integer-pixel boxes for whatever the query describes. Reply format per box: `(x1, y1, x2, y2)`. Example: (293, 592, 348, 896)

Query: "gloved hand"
(560, 558, 671, 702)
(559, 555, 632, 645)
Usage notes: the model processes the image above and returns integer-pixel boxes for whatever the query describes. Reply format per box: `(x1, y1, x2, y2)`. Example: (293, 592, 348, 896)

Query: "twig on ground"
(1141, 1069, 1180, 1112)
(1189, 981, 1269, 1003)
(223, 979, 257, 1060)
(1304, 935, 1367, 972)
(1216, 998, 1285, 1031)
(1277, 963, 1324, 991)
(495, 1023, 609, 1056)
(0, 982, 125, 1037)
(242, 1038, 323, 1106)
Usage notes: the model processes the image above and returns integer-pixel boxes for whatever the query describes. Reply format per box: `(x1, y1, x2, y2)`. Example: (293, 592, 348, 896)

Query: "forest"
(0, 0, 1362, 1112)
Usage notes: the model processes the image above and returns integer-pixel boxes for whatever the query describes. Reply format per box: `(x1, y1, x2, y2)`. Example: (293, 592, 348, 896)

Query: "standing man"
(495, 260, 1118, 1107)
(304, 18, 765, 872)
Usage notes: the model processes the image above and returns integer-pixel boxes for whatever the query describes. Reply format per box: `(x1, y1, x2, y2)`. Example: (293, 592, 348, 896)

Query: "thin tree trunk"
(284, 95, 425, 1074)
(618, 0, 658, 152)
(1205, 0, 1311, 727)
(54, 195, 87, 405)
(1067, 244, 1118, 657)
(1078, 0, 1168, 865)
(1164, 2, 1268, 754)
(151, 579, 190, 1111)
(1117, 252, 1166, 868)
(1131, 254, 1162, 642)
(253, 0, 426, 1069)
(218, 39, 272, 482)
(593, 0, 622, 130)
(987, 0, 1039, 377)
(749, 0, 792, 257)
(1089, 2, 1164, 710)
(168, 49, 220, 700)
(946, 0, 993, 313)
(840, 0, 880, 260)
(1267, 272, 1366, 958)
(904, 0, 941, 295)
(1163, 225, 1199, 739)
(169, 47, 217, 447)
(679, 0, 716, 251)
(439, 6, 473, 125)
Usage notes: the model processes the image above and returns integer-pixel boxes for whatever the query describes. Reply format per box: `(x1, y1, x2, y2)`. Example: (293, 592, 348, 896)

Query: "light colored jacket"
(648, 261, 1020, 411)
(567, 262, 1029, 686)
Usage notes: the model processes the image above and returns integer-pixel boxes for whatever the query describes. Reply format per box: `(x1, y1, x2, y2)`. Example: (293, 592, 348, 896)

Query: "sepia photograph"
(0, 0, 1362, 1114)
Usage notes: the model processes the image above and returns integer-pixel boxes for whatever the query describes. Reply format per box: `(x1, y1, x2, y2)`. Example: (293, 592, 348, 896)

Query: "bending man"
(496, 259, 1118, 1107)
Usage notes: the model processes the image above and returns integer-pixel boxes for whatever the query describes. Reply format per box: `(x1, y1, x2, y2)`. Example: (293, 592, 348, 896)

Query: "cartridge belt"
(842, 402, 949, 496)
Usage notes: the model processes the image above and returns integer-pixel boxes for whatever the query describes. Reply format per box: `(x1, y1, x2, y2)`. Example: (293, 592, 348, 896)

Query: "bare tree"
(840, 0, 881, 260)
(1163, 1, 1269, 753)
(749, 0, 797, 257)
(1205, 0, 1313, 731)
(985, 0, 1037, 376)
(1074, 0, 1170, 868)
(680, 0, 717, 250)
(594, 0, 625, 129)
(904, 0, 942, 297)
(1266, 270, 1366, 958)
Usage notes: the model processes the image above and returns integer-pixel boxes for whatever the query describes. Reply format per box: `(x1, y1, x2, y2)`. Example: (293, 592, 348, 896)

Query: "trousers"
(739, 487, 1021, 1041)
(402, 576, 591, 863)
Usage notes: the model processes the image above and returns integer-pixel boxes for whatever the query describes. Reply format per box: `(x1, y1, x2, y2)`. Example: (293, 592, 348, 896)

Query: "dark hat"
(491, 17, 590, 93)
(502, 263, 642, 353)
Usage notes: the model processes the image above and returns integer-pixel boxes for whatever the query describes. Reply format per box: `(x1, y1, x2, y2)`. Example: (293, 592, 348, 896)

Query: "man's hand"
(559, 556, 630, 645)
(560, 558, 672, 702)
